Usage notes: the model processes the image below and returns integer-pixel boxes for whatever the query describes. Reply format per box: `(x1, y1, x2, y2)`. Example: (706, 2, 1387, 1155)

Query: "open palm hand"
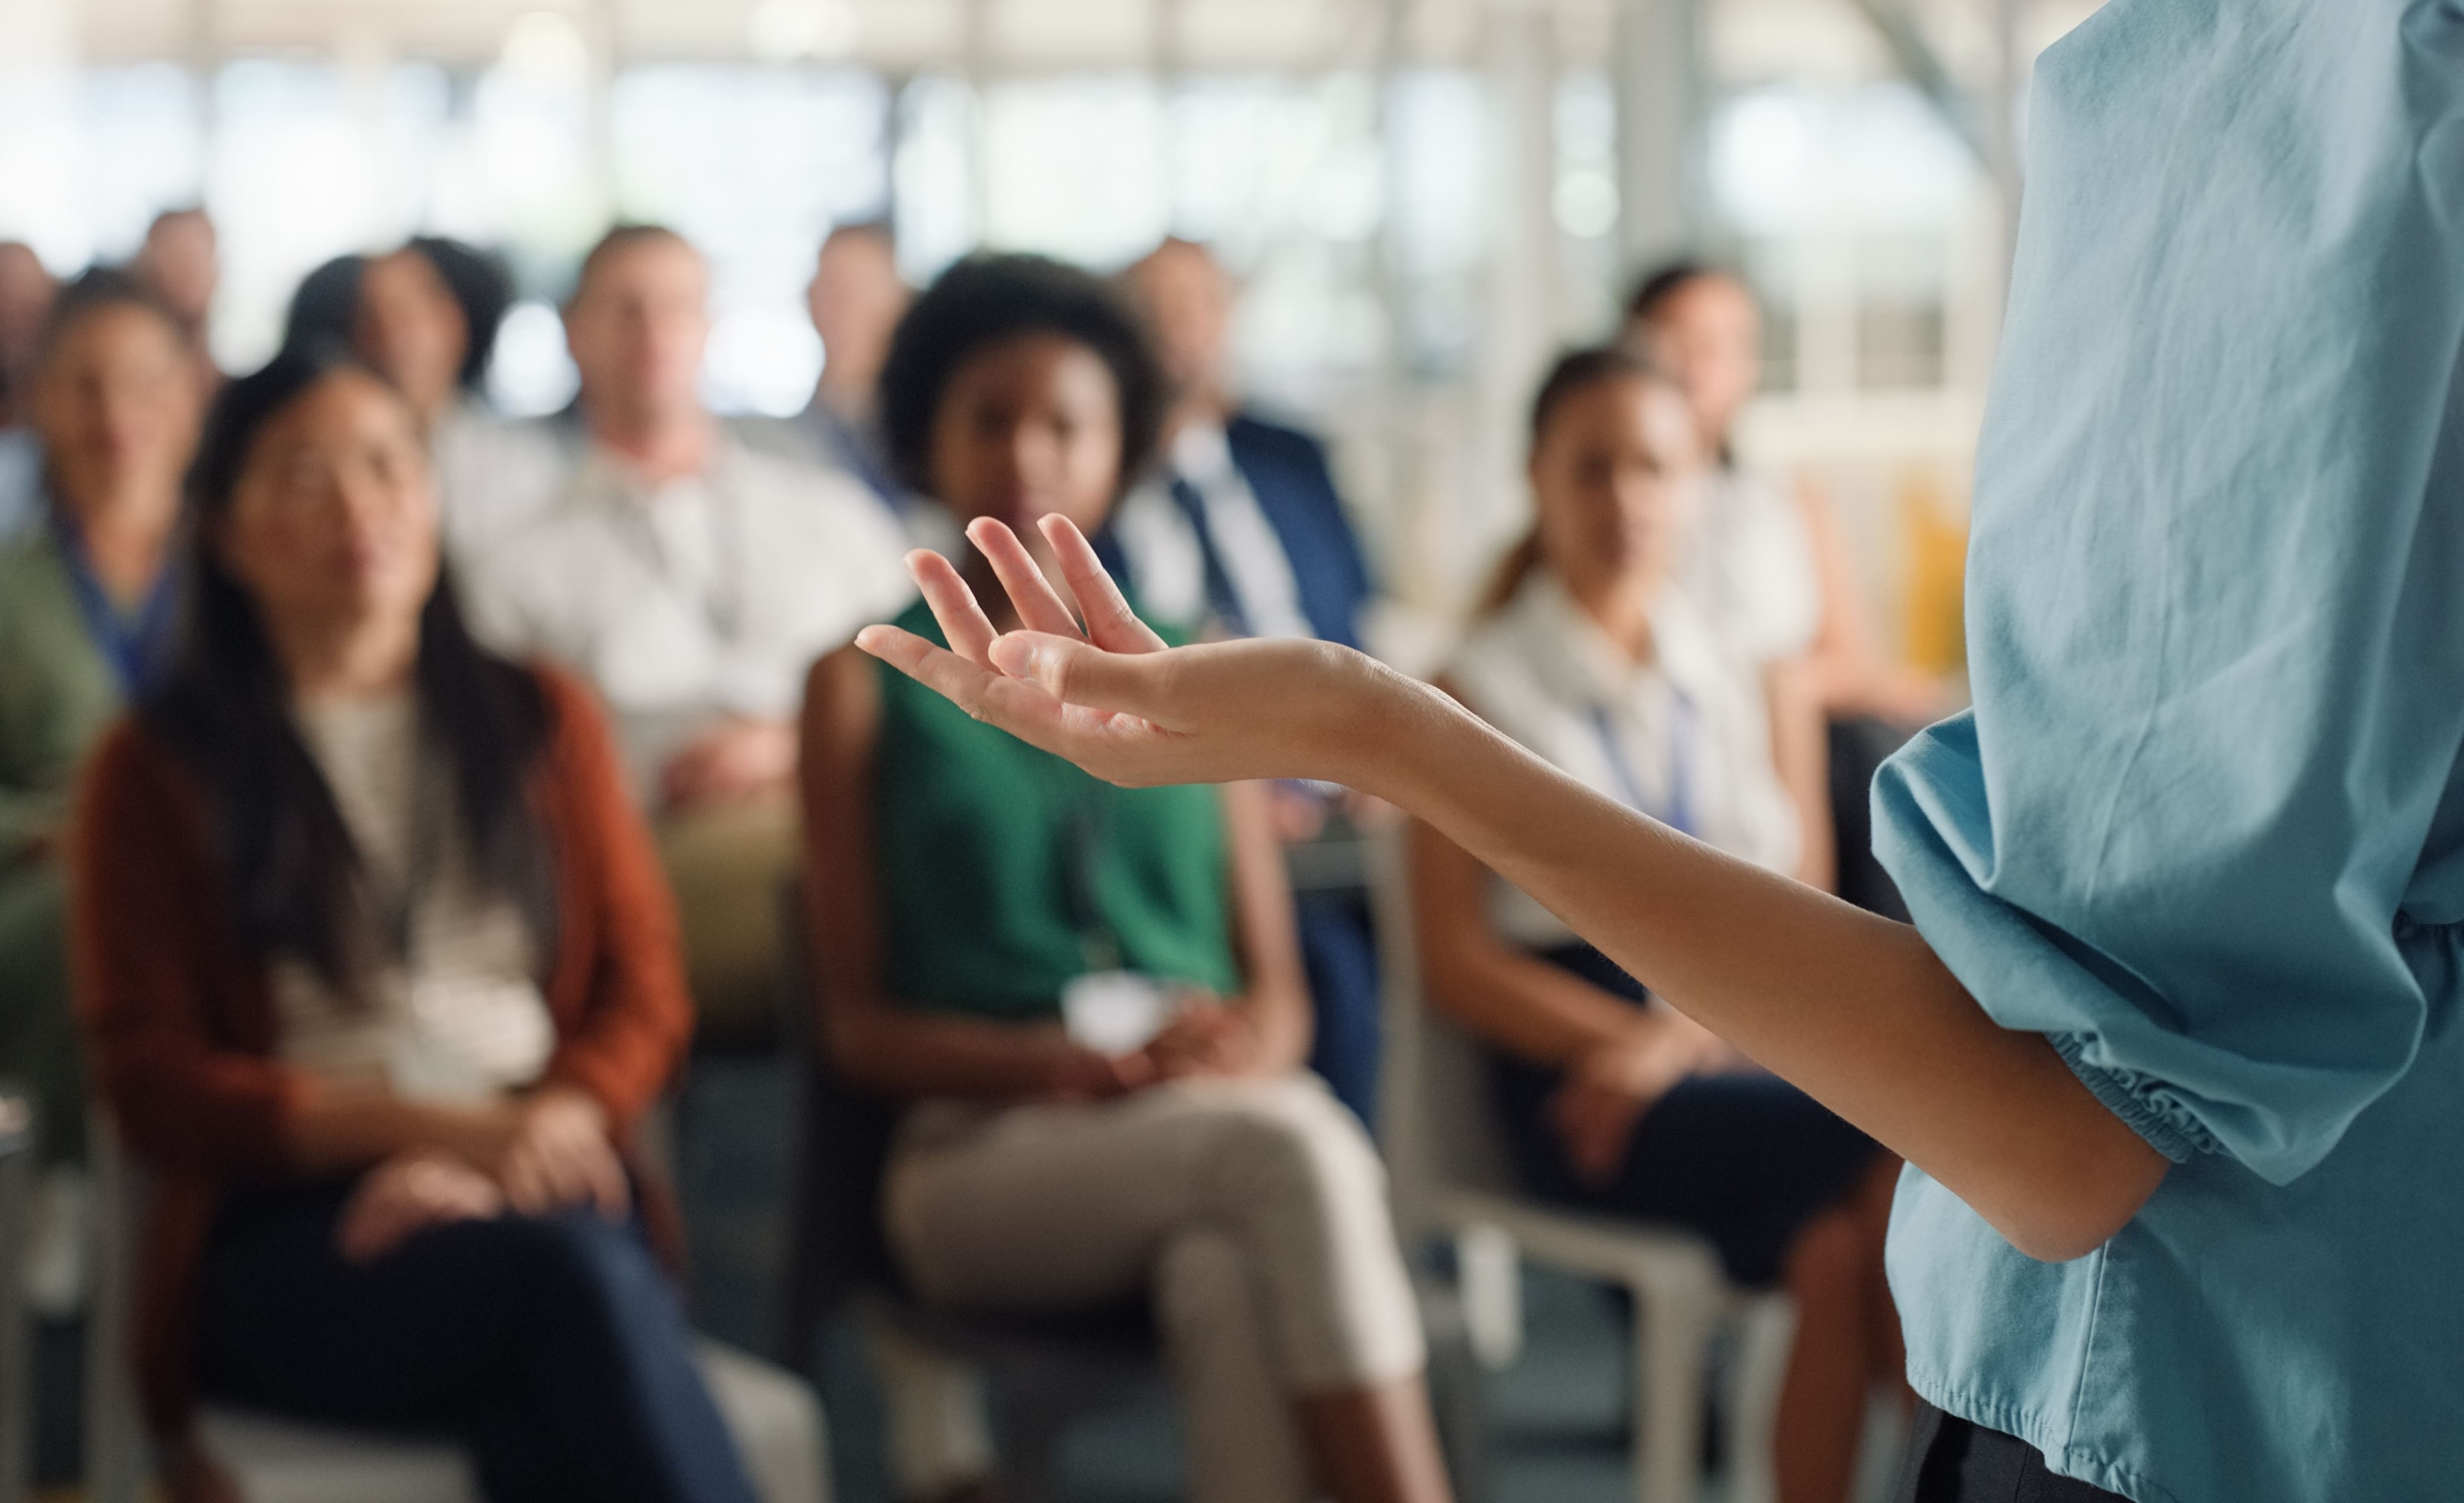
(856, 513, 1382, 790)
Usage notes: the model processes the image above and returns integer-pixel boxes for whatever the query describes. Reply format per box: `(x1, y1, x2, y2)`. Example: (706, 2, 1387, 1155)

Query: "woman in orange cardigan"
(72, 344, 757, 1503)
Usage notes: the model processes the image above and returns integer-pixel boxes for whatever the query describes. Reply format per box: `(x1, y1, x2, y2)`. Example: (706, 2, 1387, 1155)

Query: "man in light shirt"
(470, 223, 912, 1041)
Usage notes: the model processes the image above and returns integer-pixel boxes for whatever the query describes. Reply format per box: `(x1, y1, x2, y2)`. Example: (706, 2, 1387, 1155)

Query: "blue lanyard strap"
(54, 509, 182, 700)
(1589, 692, 1697, 838)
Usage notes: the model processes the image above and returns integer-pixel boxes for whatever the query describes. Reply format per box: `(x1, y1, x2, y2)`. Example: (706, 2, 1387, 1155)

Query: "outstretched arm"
(858, 516, 2167, 1262)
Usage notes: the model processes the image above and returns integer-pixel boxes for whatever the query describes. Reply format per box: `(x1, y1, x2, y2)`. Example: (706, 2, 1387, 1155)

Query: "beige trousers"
(884, 1074, 1426, 1503)
(656, 794, 801, 1045)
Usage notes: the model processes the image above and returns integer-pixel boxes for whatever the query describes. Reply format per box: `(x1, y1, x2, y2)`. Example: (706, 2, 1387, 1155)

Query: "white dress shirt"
(467, 433, 915, 794)
(429, 399, 577, 572)
(1446, 570, 1800, 948)
(1112, 420, 1315, 641)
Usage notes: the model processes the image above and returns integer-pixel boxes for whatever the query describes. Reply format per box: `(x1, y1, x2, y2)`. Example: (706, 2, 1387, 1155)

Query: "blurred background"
(0, 0, 2089, 676)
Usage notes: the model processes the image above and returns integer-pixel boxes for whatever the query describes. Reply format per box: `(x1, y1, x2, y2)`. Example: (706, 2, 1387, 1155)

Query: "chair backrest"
(1366, 825, 1524, 1233)
(772, 876, 901, 1365)
(84, 1110, 153, 1503)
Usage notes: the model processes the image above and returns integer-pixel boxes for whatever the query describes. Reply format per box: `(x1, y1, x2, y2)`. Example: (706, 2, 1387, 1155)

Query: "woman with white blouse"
(1416, 348, 1900, 1503)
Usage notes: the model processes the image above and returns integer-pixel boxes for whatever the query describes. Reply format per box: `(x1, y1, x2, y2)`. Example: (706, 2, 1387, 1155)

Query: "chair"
(770, 878, 1495, 1502)
(0, 1088, 32, 1503)
(83, 1111, 831, 1503)
(1367, 827, 1797, 1503)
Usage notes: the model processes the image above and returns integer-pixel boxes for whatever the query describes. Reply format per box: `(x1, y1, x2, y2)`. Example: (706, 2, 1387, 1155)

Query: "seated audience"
(73, 344, 759, 1503)
(791, 222, 913, 518)
(352, 236, 570, 561)
(1411, 348, 1901, 1503)
(0, 240, 56, 539)
(1624, 262, 1954, 916)
(1117, 237, 1386, 1127)
(470, 224, 911, 1043)
(131, 207, 221, 390)
(800, 253, 1453, 1503)
(0, 269, 201, 1312)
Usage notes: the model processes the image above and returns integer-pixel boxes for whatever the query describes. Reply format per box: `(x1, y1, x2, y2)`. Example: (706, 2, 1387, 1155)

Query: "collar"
(1498, 570, 1720, 712)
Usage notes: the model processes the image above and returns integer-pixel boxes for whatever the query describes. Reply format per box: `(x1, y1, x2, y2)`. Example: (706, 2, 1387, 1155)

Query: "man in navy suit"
(1119, 239, 1385, 1128)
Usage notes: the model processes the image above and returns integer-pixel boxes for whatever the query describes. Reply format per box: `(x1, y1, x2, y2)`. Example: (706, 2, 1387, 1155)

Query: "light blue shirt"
(1872, 3, 2464, 1500)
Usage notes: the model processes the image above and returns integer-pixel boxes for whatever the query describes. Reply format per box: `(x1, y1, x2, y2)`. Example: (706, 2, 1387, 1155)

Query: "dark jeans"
(1299, 891, 1382, 1130)
(1491, 943, 1882, 1287)
(197, 1180, 758, 1503)
(1894, 1405, 2130, 1502)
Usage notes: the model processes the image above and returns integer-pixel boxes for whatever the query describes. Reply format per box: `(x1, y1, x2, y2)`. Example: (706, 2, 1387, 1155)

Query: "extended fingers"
(966, 518, 1085, 638)
(906, 550, 1002, 667)
(1040, 515, 1167, 654)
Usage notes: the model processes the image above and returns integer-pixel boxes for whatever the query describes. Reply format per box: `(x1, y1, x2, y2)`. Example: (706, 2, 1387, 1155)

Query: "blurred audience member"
(1626, 261, 1955, 915)
(75, 345, 757, 1503)
(0, 241, 56, 538)
(1119, 237, 1385, 1127)
(801, 253, 1452, 1503)
(0, 269, 202, 1313)
(133, 207, 221, 384)
(282, 253, 367, 354)
(354, 237, 567, 561)
(469, 224, 910, 1043)
(1413, 348, 1900, 1503)
(801, 222, 911, 512)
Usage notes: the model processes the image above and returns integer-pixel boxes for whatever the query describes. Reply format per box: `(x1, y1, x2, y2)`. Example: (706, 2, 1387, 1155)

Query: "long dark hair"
(143, 343, 555, 991)
(1477, 345, 1667, 616)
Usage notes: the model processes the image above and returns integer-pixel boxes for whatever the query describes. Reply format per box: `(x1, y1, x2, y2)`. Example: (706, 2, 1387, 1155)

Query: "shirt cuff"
(2049, 1032, 2218, 1164)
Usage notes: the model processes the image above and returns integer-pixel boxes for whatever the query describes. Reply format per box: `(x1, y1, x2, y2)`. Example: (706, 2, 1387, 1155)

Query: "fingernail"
(854, 626, 889, 654)
(988, 634, 1032, 675)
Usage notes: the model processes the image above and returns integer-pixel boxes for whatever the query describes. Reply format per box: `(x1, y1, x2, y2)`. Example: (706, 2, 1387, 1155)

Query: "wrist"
(1316, 650, 1427, 797)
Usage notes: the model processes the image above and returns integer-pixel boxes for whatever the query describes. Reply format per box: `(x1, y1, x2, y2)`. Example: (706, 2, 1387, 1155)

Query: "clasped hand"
(1052, 998, 1274, 1100)
(335, 1088, 629, 1264)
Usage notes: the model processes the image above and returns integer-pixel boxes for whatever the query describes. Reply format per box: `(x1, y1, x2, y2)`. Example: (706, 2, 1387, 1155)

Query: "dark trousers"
(197, 1181, 758, 1503)
(1299, 891, 1382, 1130)
(1894, 1405, 2130, 1502)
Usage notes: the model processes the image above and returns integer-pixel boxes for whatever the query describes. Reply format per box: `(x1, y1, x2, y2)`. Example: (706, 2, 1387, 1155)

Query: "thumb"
(988, 632, 1173, 721)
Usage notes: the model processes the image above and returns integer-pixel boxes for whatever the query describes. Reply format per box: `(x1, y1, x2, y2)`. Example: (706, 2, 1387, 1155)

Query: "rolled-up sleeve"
(1871, 0, 2464, 1189)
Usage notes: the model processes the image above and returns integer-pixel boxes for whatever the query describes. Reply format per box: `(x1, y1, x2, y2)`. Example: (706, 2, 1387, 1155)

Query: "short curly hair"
(878, 253, 1168, 502)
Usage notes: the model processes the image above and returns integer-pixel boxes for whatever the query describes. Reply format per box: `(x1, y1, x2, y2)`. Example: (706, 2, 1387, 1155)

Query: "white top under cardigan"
(271, 691, 555, 1102)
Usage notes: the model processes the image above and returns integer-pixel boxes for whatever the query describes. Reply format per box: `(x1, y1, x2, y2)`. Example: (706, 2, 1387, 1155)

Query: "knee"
(1782, 1207, 1874, 1311)
(1208, 1079, 1387, 1216)
(492, 1210, 671, 1328)
(1153, 1231, 1254, 1353)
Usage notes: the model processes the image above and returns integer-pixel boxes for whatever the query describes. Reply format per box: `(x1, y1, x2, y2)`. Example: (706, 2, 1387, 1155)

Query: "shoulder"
(526, 663, 616, 755)
(1227, 412, 1329, 465)
(0, 534, 68, 621)
(78, 714, 205, 831)
(1445, 606, 1546, 722)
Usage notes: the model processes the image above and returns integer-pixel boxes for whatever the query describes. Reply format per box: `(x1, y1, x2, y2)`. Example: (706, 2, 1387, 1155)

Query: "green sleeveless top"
(872, 596, 1239, 1022)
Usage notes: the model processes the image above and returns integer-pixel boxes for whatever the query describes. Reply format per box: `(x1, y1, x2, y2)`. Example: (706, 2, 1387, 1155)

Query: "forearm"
(830, 1006, 1085, 1102)
(1425, 940, 1649, 1066)
(285, 1088, 515, 1177)
(1352, 669, 2166, 1261)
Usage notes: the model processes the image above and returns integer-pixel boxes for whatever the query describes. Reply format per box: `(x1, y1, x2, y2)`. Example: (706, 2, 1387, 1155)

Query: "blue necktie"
(1167, 476, 1251, 638)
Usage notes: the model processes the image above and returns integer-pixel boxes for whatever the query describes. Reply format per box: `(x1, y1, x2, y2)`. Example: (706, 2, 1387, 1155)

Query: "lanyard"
(53, 509, 182, 699)
(604, 467, 751, 646)
(1590, 691, 1697, 839)
(367, 761, 452, 966)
